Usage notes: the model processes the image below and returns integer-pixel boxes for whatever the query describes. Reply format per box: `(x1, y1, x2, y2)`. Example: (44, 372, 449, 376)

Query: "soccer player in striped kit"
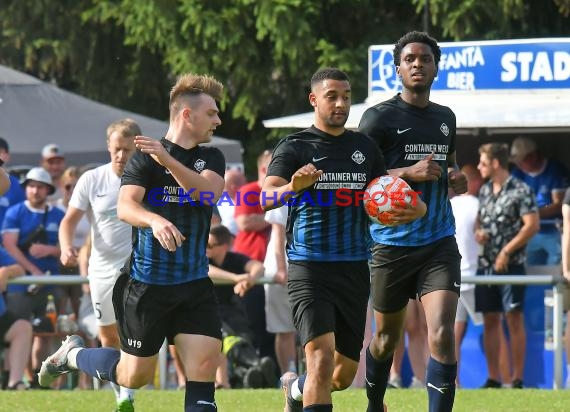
(359, 31, 468, 412)
(39, 73, 226, 412)
(262, 67, 426, 412)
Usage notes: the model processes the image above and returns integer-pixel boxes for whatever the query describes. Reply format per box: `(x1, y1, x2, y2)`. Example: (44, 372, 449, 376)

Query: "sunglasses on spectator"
(64, 184, 75, 191)
(207, 242, 222, 249)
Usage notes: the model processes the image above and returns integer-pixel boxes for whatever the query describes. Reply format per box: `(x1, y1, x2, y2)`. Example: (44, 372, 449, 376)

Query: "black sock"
(76, 347, 120, 384)
(185, 381, 216, 411)
(365, 347, 392, 412)
(304, 405, 333, 412)
(425, 357, 456, 412)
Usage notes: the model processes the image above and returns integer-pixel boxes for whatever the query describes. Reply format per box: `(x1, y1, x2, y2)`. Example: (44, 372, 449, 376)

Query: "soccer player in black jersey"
(39, 74, 226, 412)
(262, 68, 426, 412)
(358, 32, 468, 412)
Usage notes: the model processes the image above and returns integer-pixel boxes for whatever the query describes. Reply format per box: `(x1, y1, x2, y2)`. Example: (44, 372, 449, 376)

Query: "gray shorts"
(264, 283, 295, 334)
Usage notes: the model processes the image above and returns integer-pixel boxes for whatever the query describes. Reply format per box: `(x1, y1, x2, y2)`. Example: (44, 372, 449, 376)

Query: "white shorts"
(78, 294, 98, 340)
(264, 283, 295, 334)
(89, 279, 117, 327)
(456, 288, 483, 325)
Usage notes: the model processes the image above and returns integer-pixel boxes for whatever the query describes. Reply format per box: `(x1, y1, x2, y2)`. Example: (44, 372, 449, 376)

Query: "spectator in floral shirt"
(475, 143, 539, 389)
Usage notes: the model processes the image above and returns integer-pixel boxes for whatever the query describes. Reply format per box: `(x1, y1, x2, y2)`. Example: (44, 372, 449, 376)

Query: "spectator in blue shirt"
(510, 136, 569, 265)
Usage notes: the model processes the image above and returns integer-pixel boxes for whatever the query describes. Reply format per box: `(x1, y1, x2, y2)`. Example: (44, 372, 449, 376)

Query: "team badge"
(440, 123, 450, 136)
(351, 150, 365, 164)
(194, 159, 206, 172)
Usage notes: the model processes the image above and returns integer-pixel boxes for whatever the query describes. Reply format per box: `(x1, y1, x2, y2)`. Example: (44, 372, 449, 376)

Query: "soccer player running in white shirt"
(57, 119, 139, 411)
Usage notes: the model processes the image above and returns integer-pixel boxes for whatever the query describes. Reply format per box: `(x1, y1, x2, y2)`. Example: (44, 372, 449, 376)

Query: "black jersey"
(121, 138, 225, 285)
(359, 94, 456, 246)
(267, 126, 386, 261)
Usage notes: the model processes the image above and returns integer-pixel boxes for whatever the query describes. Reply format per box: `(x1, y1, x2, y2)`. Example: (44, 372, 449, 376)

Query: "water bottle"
(45, 294, 57, 331)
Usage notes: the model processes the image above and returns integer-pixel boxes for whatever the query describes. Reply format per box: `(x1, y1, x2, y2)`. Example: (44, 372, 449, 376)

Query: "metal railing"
(462, 264, 567, 390)
(8, 269, 568, 389)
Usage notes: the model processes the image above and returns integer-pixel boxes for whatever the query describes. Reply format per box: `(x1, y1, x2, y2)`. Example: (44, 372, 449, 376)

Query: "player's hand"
(291, 163, 323, 192)
(494, 251, 509, 273)
(388, 198, 427, 225)
(475, 229, 489, 244)
(134, 136, 171, 167)
(29, 243, 53, 259)
(448, 169, 468, 194)
(273, 270, 288, 285)
(60, 246, 79, 267)
(406, 152, 442, 182)
(150, 216, 186, 252)
(0, 271, 8, 292)
(234, 276, 255, 297)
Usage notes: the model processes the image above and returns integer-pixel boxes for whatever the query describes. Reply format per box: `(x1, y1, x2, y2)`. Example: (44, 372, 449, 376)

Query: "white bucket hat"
(22, 167, 55, 195)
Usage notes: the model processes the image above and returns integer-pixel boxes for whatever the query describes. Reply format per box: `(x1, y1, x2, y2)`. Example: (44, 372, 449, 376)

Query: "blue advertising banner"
(369, 38, 570, 94)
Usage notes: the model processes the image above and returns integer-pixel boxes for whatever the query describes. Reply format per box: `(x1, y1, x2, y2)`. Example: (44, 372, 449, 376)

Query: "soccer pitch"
(0, 388, 568, 411)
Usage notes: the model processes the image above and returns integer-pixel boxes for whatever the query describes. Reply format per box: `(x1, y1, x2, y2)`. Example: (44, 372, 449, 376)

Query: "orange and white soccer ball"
(364, 175, 413, 226)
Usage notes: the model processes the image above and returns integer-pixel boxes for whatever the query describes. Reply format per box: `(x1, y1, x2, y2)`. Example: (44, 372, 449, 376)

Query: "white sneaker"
(387, 374, 402, 388)
(409, 376, 424, 388)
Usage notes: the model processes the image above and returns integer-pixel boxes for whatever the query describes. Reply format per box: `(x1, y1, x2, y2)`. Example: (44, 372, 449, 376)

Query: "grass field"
(0, 388, 568, 411)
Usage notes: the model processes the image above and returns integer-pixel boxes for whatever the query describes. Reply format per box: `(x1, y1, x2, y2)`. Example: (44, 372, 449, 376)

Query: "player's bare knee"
(331, 373, 353, 391)
(120, 370, 153, 389)
(371, 331, 399, 356)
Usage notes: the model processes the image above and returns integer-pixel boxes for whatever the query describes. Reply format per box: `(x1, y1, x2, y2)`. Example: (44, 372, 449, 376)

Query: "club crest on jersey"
(351, 150, 365, 164)
(440, 123, 450, 136)
(194, 159, 206, 172)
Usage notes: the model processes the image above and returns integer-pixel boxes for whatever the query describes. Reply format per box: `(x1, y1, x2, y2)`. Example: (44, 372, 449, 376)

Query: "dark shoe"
(280, 371, 302, 412)
(257, 356, 277, 388)
(481, 378, 502, 388)
(243, 366, 264, 389)
(512, 379, 524, 389)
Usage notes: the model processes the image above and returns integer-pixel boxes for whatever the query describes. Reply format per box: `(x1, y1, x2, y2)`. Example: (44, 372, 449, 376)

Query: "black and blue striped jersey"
(121, 138, 225, 285)
(267, 126, 386, 262)
(359, 94, 456, 246)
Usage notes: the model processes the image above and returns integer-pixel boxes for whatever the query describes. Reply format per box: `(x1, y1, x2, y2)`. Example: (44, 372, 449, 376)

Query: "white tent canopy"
(0, 65, 243, 167)
(263, 89, 570, 135)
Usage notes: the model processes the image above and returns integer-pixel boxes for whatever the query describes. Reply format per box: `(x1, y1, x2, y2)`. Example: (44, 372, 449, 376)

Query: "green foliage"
(1, 0, 569, 169)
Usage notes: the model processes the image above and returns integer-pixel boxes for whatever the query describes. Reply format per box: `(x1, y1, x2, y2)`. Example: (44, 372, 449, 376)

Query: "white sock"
(67, 348, 82, 369)
(111, 382, 121, 400)
(119, 386, 135, 401)
(291, 379, 303, 401)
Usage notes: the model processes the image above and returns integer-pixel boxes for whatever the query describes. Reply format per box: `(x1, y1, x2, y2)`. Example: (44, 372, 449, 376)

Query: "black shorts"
(475, 264, 526, 313)
(287, 260, 370, 362)
(370, 236, 461, 313)
(113, 273, 222, 357)
(0, 311, 18, 342)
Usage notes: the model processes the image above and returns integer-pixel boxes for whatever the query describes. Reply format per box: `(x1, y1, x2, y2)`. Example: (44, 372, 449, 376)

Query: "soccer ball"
(363, 175, 413, 226)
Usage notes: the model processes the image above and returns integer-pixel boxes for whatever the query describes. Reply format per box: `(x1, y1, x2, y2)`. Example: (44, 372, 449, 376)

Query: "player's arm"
(2, 232, 43, 275)
(208, 265, 247, 284)
(388, 196, 427, 225)
(538, 189, 565, 219)
(0, 263, 25, 292)
(234, 259, 264, 297)
(133, 136, 224, 201)
(447, 151, 467, 194)
(261, 165, 323, 211)
(59, 206, 86, 267)
(0, 168, 10, 196)
(118, 184, 185, 252)
(494, 211, 540, 272)
(388, 152, 442, 182)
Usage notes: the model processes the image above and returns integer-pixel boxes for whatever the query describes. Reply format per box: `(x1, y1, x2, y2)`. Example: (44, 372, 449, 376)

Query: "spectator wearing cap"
(40, 144, 66, 203)
(1, 167, 65, 388)
(0, 137, 25, 227)
(510, 136, 570, 265)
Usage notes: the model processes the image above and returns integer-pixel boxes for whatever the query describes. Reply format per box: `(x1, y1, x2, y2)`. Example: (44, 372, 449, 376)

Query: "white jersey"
(69, 163, 131, 282)
(263, 205, 288, 278)
(450, 194, 479, 291)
